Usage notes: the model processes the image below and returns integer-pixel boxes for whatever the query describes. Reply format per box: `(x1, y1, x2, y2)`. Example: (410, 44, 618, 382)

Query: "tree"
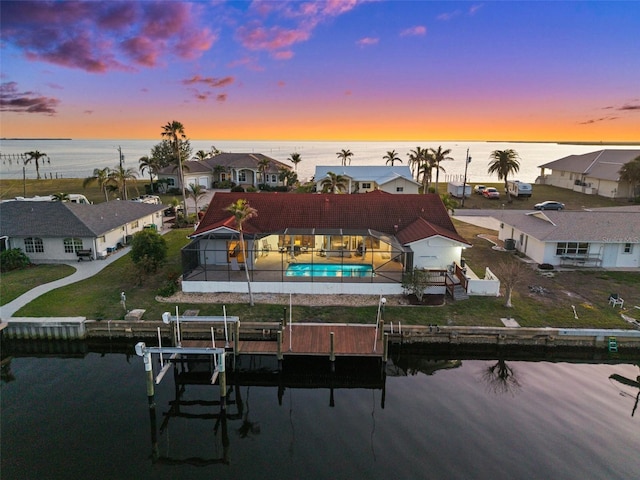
(619, 155, 640, 198)
(161, 120, 189, 214)
(1, 248, 30, 272)
(188, 183, 207, 214)
(257, 158, 271, 187)
(288, 152, 302, 171)
(488, 149, 521, 203)
(51, 192, 70, 202)
(440, 194, 458, 215)
(428, 146, 453, 192)
(194, 150, 209, 162)
(418, 151, 437, 193)
(83, 167, 112, 202)
(492, 259, 528, 308)
(407, 146, 426, 180)
(336, 149, 353, 166)
(130, 229, 168, 277)
(320, 171, 349, 193)
(383, 150, 402, 166)
(225, 199, 258, 306)
(24, 150, 48, 180)
(109, 165, 138, 200)
(150, 139, 192, 169)
(139, 156, 161, 193)
(278, 167, 298, 189)
(401, 268, 431, 303)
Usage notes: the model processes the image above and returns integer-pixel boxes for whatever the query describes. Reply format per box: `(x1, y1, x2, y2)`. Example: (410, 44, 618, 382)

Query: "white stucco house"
(314, 166, 421, 194)
(0, 200, 165, 262)
(498, 206, 640, 268)
(537, 149, 640, 198)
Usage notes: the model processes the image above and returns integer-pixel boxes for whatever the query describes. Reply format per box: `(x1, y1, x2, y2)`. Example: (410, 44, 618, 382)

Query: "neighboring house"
(497, 206, 640, 268)
(0, 201, 165, 261)
(537, 149, 640, 198)
(157, 153, 291, 190)
(181, 191, 471, 295)
(314, 166, 421, 194)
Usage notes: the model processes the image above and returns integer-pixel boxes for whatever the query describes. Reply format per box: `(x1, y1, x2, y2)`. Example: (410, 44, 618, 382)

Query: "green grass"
(1, 264, 76, 306)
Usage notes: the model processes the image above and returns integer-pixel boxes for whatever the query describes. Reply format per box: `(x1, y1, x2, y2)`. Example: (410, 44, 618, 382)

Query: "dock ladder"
(608, 337, 618, 353)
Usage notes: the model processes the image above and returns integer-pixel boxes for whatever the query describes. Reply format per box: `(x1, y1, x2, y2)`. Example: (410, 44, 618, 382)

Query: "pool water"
(286, 263, 374, 277)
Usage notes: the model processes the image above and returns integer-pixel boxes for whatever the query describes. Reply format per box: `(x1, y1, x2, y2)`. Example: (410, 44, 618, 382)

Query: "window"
(220, 173, 227, 181)
(64, 238, 83, 253)
(623, 243, 633, 254)
(361, 182, 371, 189)
(25, 237, 44, 253)
(396, 187, 404, 192)
(167, 178, 175, 186)
(130, 220, 139, 229)
(271, 174, 277, 183)
(238, 171, 246, 182)
(556, 242, 589, 256)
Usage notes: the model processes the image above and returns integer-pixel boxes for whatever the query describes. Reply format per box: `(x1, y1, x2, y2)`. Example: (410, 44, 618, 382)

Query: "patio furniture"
(609, 294, 624, 308)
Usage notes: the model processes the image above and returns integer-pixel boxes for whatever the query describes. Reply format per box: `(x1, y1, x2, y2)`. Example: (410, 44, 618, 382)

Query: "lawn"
(1, 264, 76, 306)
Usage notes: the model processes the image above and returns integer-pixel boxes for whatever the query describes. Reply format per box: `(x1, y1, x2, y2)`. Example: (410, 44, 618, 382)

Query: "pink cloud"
(183, 75, 235, 88)
(0, 81, 59, 115)
(400, 26, 427, 37)
(469, 4, 484, 15)
(217, 94, 228, 102)
(356, 37, 379, 47)
(437, 10, 462, 21)
(236, 23, 310, 51)
(272, 50, 294, 60)
(0, 1, 215, 73)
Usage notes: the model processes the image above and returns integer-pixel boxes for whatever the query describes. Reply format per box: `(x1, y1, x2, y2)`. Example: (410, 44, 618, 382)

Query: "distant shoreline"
(1, 138, 72, 141)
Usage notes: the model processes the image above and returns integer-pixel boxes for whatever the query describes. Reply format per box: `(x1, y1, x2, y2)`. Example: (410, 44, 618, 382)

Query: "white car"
(474, 185, 486, 194)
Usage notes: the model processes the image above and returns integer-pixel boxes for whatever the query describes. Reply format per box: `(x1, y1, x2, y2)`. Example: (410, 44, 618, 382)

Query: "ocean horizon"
(0, 139, 637, 185)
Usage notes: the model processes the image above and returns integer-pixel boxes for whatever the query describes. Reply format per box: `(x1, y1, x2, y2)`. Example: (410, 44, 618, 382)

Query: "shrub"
(0, 248, 30, 272)
(231, 185, 245, 192)
(130, 230, 168, 274)
(538, 263, 554, 270)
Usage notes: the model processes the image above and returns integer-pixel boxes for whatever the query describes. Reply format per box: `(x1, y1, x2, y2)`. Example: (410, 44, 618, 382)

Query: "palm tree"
(488, 149, 521, 202)
(51, 192, 70, 202)
(278, 167, 298, 189)
(619, 155, 640, 198)
(109, 165, 138, 200)
(428, 146, 453, 192)
(24, 151, 48, 180)
(320, 172, 349, 193)
(257, 158, 271, 187)
(418, 151, 437, 193)
(188, 183, 207, 215)
(194, 150, 209, 162)
(383, 150, 402, 166)
(225, 199, 258, 306)
(440, 194, 458, 215)
(139, 156, 161, 194)
(336, 149, 353, 166)
(83, 167, 112, 202)
(288, 152, 302, 171)
(213, 164, 228, 185)
(407, 146, 426, 180)
(161, 120, 188, 214)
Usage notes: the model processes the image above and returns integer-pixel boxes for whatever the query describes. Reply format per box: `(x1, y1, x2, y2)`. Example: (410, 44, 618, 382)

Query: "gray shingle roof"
(314, 165, 420, 185)
(538, 149, 640, 181)
(158, 153, 290, 175)
(0, 201, 164, 238)
(501, 209, 640, 242)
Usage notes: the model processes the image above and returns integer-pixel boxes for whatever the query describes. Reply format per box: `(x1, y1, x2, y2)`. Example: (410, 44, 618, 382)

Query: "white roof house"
(314, 165, 420, 194)
(537, 149, 640, 198)
(497, 206, 640, 268)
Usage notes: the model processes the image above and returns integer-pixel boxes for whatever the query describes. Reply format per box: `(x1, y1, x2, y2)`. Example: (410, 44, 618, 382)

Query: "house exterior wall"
(408, 237, 463, 270)
(539, 170, 632, 199)
(10, 236, 95, 262)
(379, 178, 420, 194)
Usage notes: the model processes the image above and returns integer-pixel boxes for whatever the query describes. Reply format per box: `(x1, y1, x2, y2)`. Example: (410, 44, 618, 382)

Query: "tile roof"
(158, 153, 291, 175)
(192, 192, 470, 246)
(0, 201, 164, 238)
(500, 210, 640, 242)
(538, 149, 640, 181)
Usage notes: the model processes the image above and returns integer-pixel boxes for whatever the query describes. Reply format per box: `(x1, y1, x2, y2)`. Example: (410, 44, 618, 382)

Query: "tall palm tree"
(138, 156, 161, 194)
(24, 150, 48, 180)
(109, 165, 138, 200)
(194, 150, 209, 162)
(383, 150, 402, 166)
(257, 158, 271, 187)
(161, 120, 188, 214)
(407, 146, 426, 180)
(428, 146, 453, 192)
(418, 151, 437, 193)
(51, 192, 70, 202)
(288, 152, 302, 171)
(488, 149, 521, 202)
(188, 183, 207, 215)
(336, 149, 353, 166)
(320, 172, 349, 193)
(83, 167, 112, 202)
(278, 167, 297, 189)
(225, 199, 258, 306)
(619, 155, 640, 198)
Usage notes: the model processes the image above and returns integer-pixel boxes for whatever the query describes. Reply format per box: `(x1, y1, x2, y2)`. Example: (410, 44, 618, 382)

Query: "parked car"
(482, 187, 500, 199)
(534, 201, 565, 210)
(474, 185, 487, 194)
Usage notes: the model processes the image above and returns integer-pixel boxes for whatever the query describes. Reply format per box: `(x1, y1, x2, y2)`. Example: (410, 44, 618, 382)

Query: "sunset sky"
(1, 0, 638, 142)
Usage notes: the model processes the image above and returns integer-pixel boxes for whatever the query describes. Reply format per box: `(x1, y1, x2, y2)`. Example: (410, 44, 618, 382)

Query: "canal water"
(2, 346, 639, 480)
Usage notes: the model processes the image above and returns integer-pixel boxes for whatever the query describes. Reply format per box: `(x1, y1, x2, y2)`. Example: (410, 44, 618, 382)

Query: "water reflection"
(482, 359, 522, 396)
(609, 364, 640, 417)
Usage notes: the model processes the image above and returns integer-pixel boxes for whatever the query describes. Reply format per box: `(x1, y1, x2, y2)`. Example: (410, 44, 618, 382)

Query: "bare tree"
(493, 259, 529, 307)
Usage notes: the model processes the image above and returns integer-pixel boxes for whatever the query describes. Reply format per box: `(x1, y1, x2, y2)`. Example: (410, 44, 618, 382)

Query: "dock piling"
(330, 331, 335, 373)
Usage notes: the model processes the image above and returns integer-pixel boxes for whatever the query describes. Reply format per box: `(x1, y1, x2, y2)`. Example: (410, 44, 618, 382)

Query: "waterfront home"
(181, 191, 471, 295)
(537, 149, 640, 198)
(497, 206, 640, 268)
(314, 165, 421, 194)
(0, 201, 164, 261)
(157, 152, 291, 191)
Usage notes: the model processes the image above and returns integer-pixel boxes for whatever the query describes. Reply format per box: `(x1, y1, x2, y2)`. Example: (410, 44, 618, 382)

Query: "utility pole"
(118, 146, 127, 200)
(461, 149, 471, 208)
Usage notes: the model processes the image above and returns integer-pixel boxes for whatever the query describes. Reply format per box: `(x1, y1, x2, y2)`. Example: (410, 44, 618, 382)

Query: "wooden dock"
(183, 323, 384, 359)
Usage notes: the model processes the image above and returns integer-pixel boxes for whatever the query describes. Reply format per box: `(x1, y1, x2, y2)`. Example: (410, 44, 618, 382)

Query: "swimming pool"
(285, 263, 374, 277)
